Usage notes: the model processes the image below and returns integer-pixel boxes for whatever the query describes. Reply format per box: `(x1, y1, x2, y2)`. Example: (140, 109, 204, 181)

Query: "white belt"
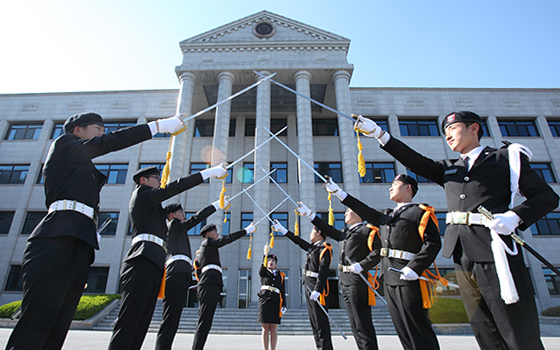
(132, 233, 165, 248)
(166, 254, 192, 266)
(380, 248, 415, 261)
(261, 285, 281, 294)
(201, 264, 222, 274)
(48, 199, 97, 224)
(446, 212, 488, 226)
(338, 264, 352, 273)
(302, 269, 319, 278)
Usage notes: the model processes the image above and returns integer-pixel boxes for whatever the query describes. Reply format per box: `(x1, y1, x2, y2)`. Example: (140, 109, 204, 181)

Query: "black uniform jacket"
(383, 137, 559, 262)
(311, 216, 381, 287)
(195, 229, 247, 286)
(257, 266, 286, 307)
(125, 173, 204, 270)
(285, 231, 331, 293)
(33, 124, 152, 249)
(343, 194, 441, 286)
(165, 204, 217, 274)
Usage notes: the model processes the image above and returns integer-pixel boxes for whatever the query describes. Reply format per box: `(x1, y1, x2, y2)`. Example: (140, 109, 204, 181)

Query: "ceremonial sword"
(305, 285, 347, 340)
(344, 256, 388, 305)
(255, 162, 298, 207)
(228, 169, 277, 202)
(478, 206, 560, 276)
(226, 126, 288, 170)
(254, 196, 292, 226)
(388, 267, 460, 289)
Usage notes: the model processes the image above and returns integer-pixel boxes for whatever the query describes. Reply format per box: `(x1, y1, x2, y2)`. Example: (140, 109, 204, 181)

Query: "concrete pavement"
(1, 328, 560, 350)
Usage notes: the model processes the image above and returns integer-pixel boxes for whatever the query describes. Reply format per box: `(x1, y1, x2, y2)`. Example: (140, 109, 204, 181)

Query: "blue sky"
(1, 0, 559, 94)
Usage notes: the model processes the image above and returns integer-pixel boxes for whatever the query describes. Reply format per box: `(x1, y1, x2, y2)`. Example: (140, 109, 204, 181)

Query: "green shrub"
(0, 301, 22, 319)
(0, 294, 121, 321)
(429, 297, 469, 324)
(542, 305, 560, 317)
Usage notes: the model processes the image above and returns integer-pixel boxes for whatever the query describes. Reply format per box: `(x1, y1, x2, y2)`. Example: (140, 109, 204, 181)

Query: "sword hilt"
(478, 206, 525, 245)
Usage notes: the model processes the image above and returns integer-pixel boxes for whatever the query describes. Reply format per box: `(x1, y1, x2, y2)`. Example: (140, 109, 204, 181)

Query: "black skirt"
(257, 290, 281, 324)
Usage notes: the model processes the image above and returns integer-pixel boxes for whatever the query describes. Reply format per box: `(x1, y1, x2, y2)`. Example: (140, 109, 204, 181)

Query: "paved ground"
(1, 328, 560, 350)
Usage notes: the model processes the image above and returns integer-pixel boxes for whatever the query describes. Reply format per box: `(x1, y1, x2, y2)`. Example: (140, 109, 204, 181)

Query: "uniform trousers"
(341, 283, 378, 350)
(454, 251, 544, 350)
(384, 283, 439, 350)
(305, 287, 333, 350)
(5, 237, 93, 350)
(108, 256, 163, 350)
(156, 272, 191, 350)
(192, 283, 221, 350)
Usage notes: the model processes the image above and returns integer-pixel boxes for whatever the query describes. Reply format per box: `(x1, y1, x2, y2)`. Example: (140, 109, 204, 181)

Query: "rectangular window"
(238, 270, 252, 308)
(242, 163, 254, 184)
(530, 212, 560, 235)
(222, 213, 230, 236)
(0, 165, 30, 184)
(406, 169, 432, 183)
(36, 165, 44, 184)
(271, 213, 288, 236)
(98, 212, 119, 236)
(190, 163, 210, 183)
(0, 212, 15, 234)
(271, 118, 288, 136)
(139, 163, 166, 174)
(543, 268, 560, 295)
(312, 118, 338, 136)
(316, 212, 345, 231)
(96, 164, 128, 184)
(4, 265, 23, 291)
(548, 120, 560, 137)
(314, 162, 342, 183)
(84, 266, 109, 293)
(104, 121, 136, 134)
(530, 163, 556, 183)
(498, 119, 539, 137)
(435, 213, 447, 236)
(185, 212, 207, 236)
(194, 119, 214, 137)
(241, 212, 253, 233)
(21, 212, 46, 235)
(359, 162, 395, 183)
(245, 118, 256, 136)
(51, 122, 65, 139)
(5, 123, 42, 140)
(480, 120, 491, 137)
(399, 119, 439, 136)
(271, 163, 287, 183)
(229, 118, 236, 137)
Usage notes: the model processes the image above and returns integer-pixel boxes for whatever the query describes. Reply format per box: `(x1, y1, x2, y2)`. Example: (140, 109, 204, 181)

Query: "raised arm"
(272, 220, 312, 251)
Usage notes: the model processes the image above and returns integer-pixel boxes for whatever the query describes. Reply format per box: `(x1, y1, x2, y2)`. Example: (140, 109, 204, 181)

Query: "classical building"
(1, 10, 560, 311)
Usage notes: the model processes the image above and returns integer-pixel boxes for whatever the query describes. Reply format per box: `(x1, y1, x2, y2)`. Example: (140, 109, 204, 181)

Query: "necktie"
(462, 155, 470, 170)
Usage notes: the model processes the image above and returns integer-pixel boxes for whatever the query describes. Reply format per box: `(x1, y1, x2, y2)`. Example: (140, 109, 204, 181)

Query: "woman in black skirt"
(257, 250, 286, 350)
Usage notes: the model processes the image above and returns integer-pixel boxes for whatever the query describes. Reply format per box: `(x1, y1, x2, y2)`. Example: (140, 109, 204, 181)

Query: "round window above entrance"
(253, 21, 275, 38)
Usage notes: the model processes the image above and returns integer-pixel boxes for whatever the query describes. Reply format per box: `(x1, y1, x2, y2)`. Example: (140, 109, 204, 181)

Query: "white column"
(251, 71, 272, 303)
(332, 70, 360, 198)
(207, 71, 235, 229)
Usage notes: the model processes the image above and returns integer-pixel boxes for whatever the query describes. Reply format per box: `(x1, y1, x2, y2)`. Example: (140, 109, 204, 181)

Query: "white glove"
(324, 178, 347, 201)
(200, 163, 228, 180)
(400, 266, 419, 281)
(297, 202, 316, 220)
(310, 291, 321, 301)
(244, 222, 257, 234)
(484, 210, 521, 235)
(212, 197, 230, 210)
(281, 306, 287, 315)
(272, 220, 288, 235)
(349, 262, 363, 274)
(354, 116, 383, 138)
(148, 115, 185, 135)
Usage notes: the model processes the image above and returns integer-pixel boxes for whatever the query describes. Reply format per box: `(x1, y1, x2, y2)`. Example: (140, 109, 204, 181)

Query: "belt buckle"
(380, 248, 388, 257)
(455, 212, 469, 225)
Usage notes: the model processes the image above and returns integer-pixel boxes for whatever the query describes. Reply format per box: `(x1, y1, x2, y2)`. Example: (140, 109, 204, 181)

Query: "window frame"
(314, 162, 343, 183)
(95, 164, 128, 184)
(0, 164, 30, 184)
(4, 123, 43, 140)
(398, 119, 440, 137)
(498, 119, 540, 137)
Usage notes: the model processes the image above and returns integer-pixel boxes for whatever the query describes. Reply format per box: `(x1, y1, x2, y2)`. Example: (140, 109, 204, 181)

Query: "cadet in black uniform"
(192, 222, 256, 350)
(325, 175, 441, 350)
(108, 164, 228, 350)
(257, 250, 286, 350)
(295, 201, 381, 350)
(5, 112, 184, 350)
(355, 112, 559, 350)
(273, 221, 333, 350)
(155, 199, 225, 350)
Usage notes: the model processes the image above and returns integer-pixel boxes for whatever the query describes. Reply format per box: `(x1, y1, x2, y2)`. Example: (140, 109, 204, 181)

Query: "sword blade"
(228, 169, 277, 201)
(345, 256, 388, 305)
(255, 162, 298, 207)
(305, 285, 347, 340)
(227, 126, 288, 169)
(254, 195, 292, 226)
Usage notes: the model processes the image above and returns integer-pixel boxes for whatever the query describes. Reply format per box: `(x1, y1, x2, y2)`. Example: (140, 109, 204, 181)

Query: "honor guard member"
(108, 164, 228, 350)
(273, 221, 334, 350)
(355, 112, 559, 350)
(191, 222, 257, 350)
(5, 112, 184, 350)
(325, 175, 441, 350)
(257, 250, 287, 350)
(297, 201, 381, 350)
(155, 198, 226, 350)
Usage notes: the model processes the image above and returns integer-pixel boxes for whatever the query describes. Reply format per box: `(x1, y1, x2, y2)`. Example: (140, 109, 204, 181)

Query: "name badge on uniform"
(444, 168, 458, 175)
